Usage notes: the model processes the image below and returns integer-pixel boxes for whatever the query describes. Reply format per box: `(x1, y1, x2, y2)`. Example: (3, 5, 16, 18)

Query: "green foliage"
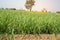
(0, 10, 60, 34)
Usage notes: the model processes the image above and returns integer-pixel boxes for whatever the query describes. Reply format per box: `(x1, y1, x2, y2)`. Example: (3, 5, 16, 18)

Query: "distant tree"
(9, 8, 16, 10)
(4, 8, 16, 10)
(5, 8, 8, 10)
(0, 8, 4, 10)
(41, 8, 47, 12)
(25, 0, 35, 11)
(56, 11, 60, 13)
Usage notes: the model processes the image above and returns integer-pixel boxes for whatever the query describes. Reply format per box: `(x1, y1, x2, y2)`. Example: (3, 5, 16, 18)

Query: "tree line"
(0, 8, 16, 10)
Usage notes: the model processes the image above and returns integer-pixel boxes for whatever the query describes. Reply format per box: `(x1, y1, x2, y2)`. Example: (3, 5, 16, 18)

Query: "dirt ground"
(0, 34, 60, 40)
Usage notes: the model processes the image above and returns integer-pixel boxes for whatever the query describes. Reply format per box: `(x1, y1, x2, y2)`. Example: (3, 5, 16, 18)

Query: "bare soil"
(0, 34, 60, 40)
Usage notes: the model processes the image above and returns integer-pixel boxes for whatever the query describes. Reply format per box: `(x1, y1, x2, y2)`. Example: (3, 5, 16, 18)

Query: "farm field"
(0, 10, 60, 40)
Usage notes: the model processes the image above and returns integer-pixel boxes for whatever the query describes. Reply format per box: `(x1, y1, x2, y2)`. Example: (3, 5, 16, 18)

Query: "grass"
(0, 10, 60, 34)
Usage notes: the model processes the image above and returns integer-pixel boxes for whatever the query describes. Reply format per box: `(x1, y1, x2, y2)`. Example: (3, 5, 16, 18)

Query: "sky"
(0, 0, 60, 12)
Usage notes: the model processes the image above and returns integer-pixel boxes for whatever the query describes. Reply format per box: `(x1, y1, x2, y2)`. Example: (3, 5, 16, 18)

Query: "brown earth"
(0, 34, 60, 40)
